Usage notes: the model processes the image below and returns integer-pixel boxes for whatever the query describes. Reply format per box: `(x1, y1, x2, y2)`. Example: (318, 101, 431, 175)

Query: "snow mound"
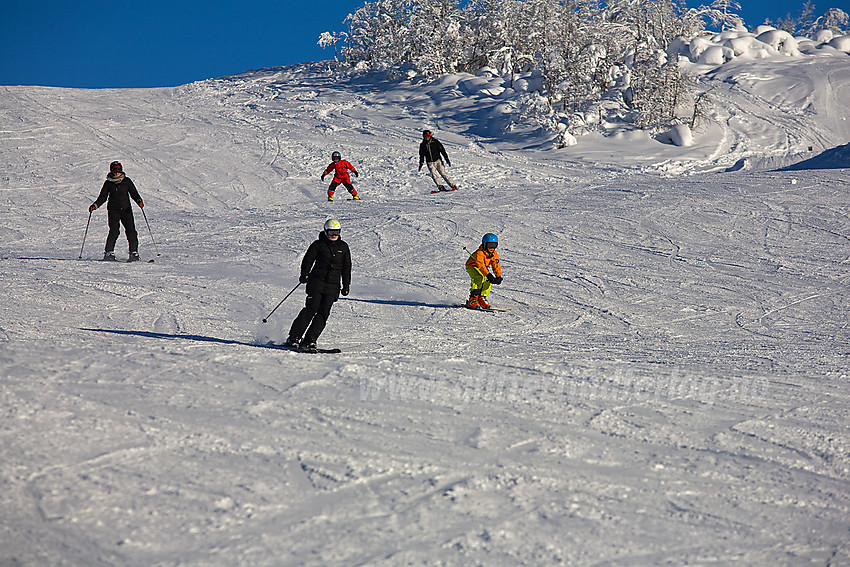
(699, 45, 734, 64)
(813, 30, 834, 43)
(755, 30, 800, 56)
(828, 34, 850, 52)
(679, 25, 850, 66)
(656, 124, 694, 147)
(722, 35, 777, 59)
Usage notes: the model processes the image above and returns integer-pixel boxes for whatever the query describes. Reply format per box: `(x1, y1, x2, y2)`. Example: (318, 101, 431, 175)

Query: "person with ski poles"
(419, 129, 458, 192)
(88, 161, 144, 262)
(321, 151, 360, 201)
(283, 219, 352, 353)
(465, 233, 502, 309)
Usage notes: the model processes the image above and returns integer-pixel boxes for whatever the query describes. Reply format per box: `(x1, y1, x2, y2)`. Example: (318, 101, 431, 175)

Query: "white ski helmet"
(324, 218, 341, 233)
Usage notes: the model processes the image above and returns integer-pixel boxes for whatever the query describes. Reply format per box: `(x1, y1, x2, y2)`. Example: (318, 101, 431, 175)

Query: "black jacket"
(301, 232, 352, 295)
(94, 175, 142, 211)
(419, 137, 449, 164)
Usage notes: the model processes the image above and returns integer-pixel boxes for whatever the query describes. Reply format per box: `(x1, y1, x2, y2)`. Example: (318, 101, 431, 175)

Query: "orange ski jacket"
(465, 245, 501, 278)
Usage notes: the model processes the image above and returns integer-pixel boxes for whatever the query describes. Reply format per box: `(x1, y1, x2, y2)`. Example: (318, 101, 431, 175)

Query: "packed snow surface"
(1, 47, 849, 566)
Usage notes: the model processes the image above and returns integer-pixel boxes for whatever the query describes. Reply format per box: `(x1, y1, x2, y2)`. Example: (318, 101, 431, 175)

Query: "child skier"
(465, 233, 503, 309)
(321, 151, 360, 201)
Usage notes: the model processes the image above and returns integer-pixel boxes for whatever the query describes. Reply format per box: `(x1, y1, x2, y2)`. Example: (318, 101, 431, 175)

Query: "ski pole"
(79, 210, 92, 259)
(262, 282, 302, 323)
(140, 207, 161, 256)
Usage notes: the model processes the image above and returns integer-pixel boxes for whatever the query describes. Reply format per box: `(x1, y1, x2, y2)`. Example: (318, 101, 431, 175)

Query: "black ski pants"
(105, 207, 139, 253)
(328, 181, 356, 196)
(289, 291, 337, 343)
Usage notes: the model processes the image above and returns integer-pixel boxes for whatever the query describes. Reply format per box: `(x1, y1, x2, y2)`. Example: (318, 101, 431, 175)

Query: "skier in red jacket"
(321, 151, 360, 201)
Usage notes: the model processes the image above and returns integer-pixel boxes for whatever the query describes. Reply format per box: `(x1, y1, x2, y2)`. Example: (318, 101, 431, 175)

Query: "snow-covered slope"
(1, 53, 849, 566)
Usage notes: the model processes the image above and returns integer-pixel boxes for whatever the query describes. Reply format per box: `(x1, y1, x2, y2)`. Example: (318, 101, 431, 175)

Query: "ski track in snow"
(1, 60, 850, 566)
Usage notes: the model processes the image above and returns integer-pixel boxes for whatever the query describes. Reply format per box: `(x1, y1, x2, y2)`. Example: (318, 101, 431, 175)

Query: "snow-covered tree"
(818, 7, 848, 34)
(344, 0, 415, 71)
(407, 0, 466, 77)
(604, 0, 702, 128)
(318, 32, 345, 61)
(764, 4, 847, 36)
(704, 0, 745, 32)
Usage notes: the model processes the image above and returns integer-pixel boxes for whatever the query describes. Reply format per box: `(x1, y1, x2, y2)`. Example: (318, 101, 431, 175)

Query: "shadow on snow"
(81, 328, 277, 350)
(342, 297, 457, 309)
(780, 142, 850, 171)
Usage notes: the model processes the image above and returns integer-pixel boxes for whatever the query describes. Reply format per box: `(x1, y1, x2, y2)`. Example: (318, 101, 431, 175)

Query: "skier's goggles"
(485, 242, 498, 249)
(326, 229, 341, 237)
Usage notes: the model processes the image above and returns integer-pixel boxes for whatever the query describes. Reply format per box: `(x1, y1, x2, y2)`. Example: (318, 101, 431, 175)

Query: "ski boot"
(477, 295, 491, 309)
(466, 291, 482, 309)
(437, 185, 447, 192)
(127, 251, 141, 262)
(283, 336, 300, 348)
(299, 339, 318, 354)
(352, 194, 360, 200)
(103, 251, 117, 261)
(327, 194, 334, 202)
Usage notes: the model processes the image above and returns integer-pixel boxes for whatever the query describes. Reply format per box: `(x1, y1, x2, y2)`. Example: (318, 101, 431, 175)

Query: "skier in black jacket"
(88, 161, 144, 261)
(284, 219, 352, 352)
(418, 129, 457, 192)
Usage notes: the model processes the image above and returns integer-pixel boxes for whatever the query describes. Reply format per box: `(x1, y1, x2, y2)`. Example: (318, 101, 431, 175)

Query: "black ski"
(268, 342, 341, 354)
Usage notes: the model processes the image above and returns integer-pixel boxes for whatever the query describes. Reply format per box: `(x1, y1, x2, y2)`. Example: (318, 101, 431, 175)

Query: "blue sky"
(0, 0, 824, 88)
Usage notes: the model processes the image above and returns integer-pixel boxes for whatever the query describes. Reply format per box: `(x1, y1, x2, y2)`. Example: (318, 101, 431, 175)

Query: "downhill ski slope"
(1, 50, 849, 565)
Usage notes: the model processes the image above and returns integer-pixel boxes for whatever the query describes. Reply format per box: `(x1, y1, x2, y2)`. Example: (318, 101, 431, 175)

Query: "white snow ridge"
(1, 44, 849, 566)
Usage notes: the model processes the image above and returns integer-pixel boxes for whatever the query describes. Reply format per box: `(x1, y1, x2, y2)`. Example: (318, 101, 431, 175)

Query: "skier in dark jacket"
(88, 161, 144, 261)
(284, 219, 352, 352)
(418, 129, 457, 192)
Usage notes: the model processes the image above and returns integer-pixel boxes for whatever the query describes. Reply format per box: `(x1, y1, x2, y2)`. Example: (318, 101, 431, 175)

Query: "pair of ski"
(431, 187, 458, 194)
(463, 305, 509, 313)
(101, 256, 154, 263)
(267, 342, 341, 354)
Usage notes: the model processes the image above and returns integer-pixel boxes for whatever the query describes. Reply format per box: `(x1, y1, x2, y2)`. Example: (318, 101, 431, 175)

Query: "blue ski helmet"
(482, 233, 498, 248)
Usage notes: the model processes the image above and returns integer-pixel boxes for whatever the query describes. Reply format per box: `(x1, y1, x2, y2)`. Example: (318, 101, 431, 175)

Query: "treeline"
(319, 0, 729, 133)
